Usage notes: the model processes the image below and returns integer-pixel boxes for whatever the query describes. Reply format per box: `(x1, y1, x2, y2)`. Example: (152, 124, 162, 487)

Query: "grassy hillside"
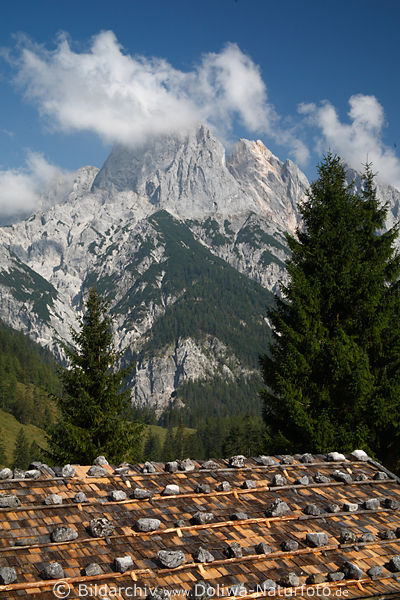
(0, 408, 47, 467)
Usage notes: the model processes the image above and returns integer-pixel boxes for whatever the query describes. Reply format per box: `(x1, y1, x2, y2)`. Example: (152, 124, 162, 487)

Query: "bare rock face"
(92, 126, 258, 217)
(227, 139, 307, 235)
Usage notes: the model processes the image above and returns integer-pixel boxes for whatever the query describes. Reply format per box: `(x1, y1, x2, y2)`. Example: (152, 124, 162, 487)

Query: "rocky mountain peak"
(226, 138, 308, 234)
(91, 124, 258, 217)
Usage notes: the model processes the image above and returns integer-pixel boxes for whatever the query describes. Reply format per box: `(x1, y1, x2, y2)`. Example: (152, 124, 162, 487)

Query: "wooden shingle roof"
(1, 452, 400, 599)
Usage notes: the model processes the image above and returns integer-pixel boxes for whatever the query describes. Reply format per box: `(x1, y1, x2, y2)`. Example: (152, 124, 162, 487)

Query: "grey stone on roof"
(255, 542, 272, 554)
(328, 572, 344, 582)
(87, 465, 107, 477)
(175, 519, 186, 527)
(261, 580, 276, 590)
(355, 472, 369, 481)
(142, 461, 156, 473)
(332, 470, 352, 483)
(42, 562, 64, 580)
(24, 469, 41, 479)
(303, 503, 321, 516)
(224, 542, 242, 558)
(228, 455, 246, 468)
(299, 453, 314, 463)
(231, 512, 248, 520)
(114, 555, 134, 573)
(242, 480, 256, 489)
(193, 547, 215, 563)
(165, 461, 179, 473)
(161, 484, 180, 496)
(94, 456, 109, 466)
(326, 503, 341, 513)
(0, 468, 12, 480)
(108, 490, 127, 501)
(327, 452, 346, 462)
(114, 467, 130, 475)
(272, 473, 287, 486)
(73, 492, 88, 503)
(50, 526, 78, 543)
(192, 511, 214, 525)
(0, 567, 17, 585)
(89, 517, 114, 538)
(280, 455, 294, 465)
(367, 565, 383, 578)
(256, 455, 277, 466)
(201, 460, 219, 470)
(266, 498, 290, 517)
(61, 464, 76, 478)
(314, 472, 330, 484)
(158, 550, 185, 568)
(359, 532, 375, 543)
(306, 573, 326, 584)
(385, 498, 400, 510)
(342, 502, 358, 512)
(364, 498, 380, 510)
(13, 469, 25, 479)
(83, 563, 102, 576)
(279, 572, 299, 587)
(0, 494, 21, 508)
(374, 471, 389, 480)
(44, 494, 62, 505)
(351, 449, 369, 461)
(306, 532, 329, 547)
(136, 518, 161, 532)
(133, 487, 154, 500)
(194, 483, 211, 494)
(179, 459, 195, 472)
(341, 561, 364, 580)
(379, 529, 396, 540)
(216, 481, 230, 492)
(295, 475, 309, 485)
(388, 556, 400, 572)
(281, 539, 298, 552)
(339, 529, 357, 544)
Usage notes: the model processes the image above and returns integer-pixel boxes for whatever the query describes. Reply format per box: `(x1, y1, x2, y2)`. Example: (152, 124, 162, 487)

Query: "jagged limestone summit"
(0, 124, 398, 414)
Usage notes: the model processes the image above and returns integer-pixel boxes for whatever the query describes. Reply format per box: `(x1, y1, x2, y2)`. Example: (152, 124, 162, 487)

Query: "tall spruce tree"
(260, 155, 400, 468)
(48, 288, 143, 465)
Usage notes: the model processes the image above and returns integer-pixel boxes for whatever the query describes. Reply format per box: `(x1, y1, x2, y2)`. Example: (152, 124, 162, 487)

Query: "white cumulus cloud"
(0, 152, 70, 220)
(13, 31, 307, 163)
(299, 94, 400, 189)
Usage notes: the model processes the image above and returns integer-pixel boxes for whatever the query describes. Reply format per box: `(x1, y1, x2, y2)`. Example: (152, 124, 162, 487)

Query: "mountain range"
(0, 124, 398, 418)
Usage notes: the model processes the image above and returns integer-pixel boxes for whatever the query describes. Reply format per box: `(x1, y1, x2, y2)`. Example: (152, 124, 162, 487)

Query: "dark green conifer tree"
(260, 156, 400, 468)
(161, 425, 175, 462)
(48, 288, 143, 465)
(29, 440, 41, 464)
(143, 430, 162, 461)
(13, 428, 30, 469)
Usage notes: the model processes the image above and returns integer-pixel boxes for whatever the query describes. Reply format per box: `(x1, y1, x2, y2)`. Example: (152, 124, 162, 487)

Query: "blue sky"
(0, 0, 399, 216)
